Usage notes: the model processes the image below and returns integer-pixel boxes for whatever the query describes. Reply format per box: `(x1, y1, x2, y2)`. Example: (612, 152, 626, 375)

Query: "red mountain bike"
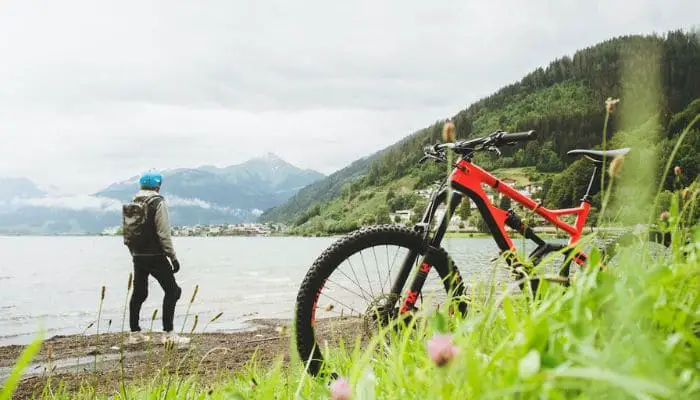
(294, 129, 669, 376)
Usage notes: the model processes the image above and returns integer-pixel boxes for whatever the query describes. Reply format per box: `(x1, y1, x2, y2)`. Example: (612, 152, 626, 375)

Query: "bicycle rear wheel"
(294, 225, 466, 376)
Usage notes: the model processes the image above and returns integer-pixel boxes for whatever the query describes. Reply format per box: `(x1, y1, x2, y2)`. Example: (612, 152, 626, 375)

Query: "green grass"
(0, 331, 43, 400)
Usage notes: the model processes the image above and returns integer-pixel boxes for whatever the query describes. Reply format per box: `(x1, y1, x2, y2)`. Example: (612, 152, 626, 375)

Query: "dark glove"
(171, 258, 180, 274)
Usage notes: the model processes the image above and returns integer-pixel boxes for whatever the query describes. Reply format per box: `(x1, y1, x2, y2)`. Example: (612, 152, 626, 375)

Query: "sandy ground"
(0, 319, 297, 399)
(0, 316, 376, 399)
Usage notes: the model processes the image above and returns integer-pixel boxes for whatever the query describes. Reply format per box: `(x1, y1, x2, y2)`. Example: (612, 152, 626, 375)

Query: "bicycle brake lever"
(487, 146, 502, 156)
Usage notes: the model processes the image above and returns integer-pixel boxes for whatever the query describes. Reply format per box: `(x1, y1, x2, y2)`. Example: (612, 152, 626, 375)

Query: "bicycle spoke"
(382, 245, 401, 292)
(318, 293, 363, 316)
(371, 246, 385, 293)
(326, 277, 370, 302)
(345, 258, 367, 299)
(336, 263, 373, 299)
(385, 245, 391, 287)
(358, 250, 376, 297)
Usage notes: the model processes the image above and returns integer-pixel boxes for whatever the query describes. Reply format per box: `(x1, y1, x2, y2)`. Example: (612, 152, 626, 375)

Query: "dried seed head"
(100, 286, 106, 301)
(190, 285, 200, 304)
(127, 273, 133, 291)
(190, 315, 199, 334)
(442, 120, 457, 143)
(323, 303, 335, 312)
(660, 211, 670, 221)
(681, 188, 691, 201)
(151, 309, 158, 321)
(674, 165, 682, 177)
(209, 312, 223, 323)
(605, 97, 620, 114)
(608, 155, 624, 178)
(85, 322, 95, 332)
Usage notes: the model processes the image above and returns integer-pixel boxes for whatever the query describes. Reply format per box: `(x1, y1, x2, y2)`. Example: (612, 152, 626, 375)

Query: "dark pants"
(129, 256, 182, 332)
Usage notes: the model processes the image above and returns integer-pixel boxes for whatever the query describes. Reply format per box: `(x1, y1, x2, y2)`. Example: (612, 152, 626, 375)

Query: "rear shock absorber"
(505, 209, 545, 247)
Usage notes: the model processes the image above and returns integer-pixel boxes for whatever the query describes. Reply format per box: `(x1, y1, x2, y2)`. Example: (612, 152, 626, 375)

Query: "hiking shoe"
(161, 332, 190, 346)
(127, 332, 151, 345)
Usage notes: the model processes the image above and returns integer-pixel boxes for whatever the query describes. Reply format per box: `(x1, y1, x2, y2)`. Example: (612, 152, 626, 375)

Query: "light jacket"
(130, 189, 177, 260)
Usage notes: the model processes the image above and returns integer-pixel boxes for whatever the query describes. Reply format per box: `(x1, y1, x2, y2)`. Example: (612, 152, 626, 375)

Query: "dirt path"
(1, 319, 294, 399)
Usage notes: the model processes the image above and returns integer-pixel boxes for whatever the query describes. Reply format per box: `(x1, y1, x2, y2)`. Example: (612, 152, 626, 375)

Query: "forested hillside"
(262, 31, 700, 234)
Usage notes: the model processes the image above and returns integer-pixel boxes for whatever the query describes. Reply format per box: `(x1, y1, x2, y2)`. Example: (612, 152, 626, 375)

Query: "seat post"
(581, 164, 601, 203)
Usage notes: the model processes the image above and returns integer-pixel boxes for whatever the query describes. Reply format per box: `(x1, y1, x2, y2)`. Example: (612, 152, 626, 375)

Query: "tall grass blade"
(0, 331, 43, 400)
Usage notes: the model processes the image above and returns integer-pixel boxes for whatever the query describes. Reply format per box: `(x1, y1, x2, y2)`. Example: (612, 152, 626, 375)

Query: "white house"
(390, 209, 414, 223)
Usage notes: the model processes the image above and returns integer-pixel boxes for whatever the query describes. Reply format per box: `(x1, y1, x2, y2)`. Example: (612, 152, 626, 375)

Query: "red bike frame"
(398, 158, 592, 314)
(450, 158, 590, 265)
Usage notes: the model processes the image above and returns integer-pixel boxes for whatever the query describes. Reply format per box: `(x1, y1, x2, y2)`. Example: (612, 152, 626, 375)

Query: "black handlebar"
(499, 130, 536, 143)
(420, 129, 537, 163)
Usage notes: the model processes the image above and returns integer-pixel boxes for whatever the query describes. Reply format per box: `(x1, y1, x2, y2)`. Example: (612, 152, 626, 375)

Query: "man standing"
(122, 171, 190, 345)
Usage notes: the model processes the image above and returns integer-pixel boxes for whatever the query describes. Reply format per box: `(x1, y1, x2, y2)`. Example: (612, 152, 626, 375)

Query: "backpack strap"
(145, 195, 164, 206)
(144, 195, 164, 218)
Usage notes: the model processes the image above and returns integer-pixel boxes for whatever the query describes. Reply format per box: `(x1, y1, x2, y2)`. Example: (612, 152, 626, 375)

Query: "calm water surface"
(0, 235, 532, 345)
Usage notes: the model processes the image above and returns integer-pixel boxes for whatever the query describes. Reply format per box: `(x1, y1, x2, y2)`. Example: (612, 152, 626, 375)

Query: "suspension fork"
(388, 189, 464, 314)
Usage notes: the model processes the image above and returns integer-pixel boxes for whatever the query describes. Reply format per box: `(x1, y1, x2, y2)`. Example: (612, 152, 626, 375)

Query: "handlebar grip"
(501, 130, 536, 143)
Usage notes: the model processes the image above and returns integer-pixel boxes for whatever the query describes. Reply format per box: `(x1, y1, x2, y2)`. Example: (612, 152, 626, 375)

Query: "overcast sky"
(0, 0, 697, 194)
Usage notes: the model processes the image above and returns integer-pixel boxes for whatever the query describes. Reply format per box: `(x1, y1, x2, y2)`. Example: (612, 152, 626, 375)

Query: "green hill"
(261, 31, 700, 234)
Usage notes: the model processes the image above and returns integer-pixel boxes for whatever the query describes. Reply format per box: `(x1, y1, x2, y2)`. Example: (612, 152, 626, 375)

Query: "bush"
(388, 193, 421, 212)
(469, 214, 490, 233)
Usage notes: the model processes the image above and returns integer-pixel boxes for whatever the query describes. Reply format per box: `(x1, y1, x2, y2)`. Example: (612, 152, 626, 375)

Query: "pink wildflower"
(330, 377, 352, 400)
(427, 333, 459, 367)
(674, 166, 682, 177)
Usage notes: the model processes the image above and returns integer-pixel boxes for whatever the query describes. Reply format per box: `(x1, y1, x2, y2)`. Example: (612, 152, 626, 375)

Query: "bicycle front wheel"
(294, 225, 466, 376)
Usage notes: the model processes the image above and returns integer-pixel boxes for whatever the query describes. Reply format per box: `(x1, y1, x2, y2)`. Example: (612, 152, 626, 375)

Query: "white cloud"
(166, 195, 213, 209)
(166, 195, 250, 216)
(10, 195, 122, 213)
(5, 193, 253, 216)
(0, 0, 697, 193)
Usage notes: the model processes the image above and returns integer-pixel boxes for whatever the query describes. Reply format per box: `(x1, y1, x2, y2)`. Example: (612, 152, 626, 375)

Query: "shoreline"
(0, 225, 632, 238)
(1, 318, 293, 398)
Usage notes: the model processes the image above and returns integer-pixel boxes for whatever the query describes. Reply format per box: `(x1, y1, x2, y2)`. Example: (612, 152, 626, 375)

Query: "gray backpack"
(122, 196, 163, 248)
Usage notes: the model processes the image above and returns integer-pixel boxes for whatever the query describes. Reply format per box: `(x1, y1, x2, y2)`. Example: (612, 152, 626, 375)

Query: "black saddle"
(567, 148, 630, 163)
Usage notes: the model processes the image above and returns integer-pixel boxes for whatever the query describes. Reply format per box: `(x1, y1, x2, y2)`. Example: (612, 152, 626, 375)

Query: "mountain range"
(0, 154, 324, 234)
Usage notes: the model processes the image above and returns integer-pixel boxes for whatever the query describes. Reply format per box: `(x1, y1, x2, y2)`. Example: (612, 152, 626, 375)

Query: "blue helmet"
(139, 171, 163, 189)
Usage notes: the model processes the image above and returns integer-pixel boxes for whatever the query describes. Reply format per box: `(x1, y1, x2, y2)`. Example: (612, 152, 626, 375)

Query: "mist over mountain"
(0, 154, 324, 234)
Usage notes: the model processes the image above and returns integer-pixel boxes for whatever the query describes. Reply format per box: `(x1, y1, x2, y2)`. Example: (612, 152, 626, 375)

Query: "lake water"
(0, 235, 536, 346)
